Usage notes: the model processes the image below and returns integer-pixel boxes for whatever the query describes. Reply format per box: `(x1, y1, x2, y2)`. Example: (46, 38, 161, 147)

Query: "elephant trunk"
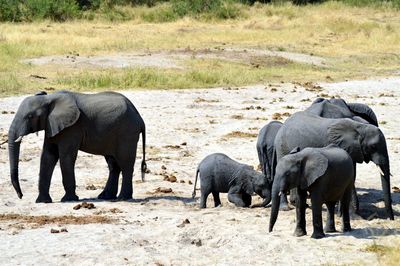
(269, 181, 281, 232)
(8, 124, 23, 199)
(379, 163, 394, 220)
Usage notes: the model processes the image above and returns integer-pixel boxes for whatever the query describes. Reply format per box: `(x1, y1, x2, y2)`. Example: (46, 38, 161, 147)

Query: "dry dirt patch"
(0, 213, 115, 229)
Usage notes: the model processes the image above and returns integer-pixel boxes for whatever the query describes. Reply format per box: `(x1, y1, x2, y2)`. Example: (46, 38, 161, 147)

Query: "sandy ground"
(21, 47, 327, 70)
(0, 78, 400, 265)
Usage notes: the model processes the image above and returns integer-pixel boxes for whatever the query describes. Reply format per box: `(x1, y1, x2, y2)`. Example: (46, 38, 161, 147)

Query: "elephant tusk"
(278, 191, 282, 196)
(377, 165, 385, 176)
(15, 136, 23, 143)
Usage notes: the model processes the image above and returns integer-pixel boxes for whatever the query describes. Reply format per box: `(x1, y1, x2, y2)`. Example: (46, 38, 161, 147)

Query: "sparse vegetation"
(0, 2, 399, 96)
(364, 242, 400, 265)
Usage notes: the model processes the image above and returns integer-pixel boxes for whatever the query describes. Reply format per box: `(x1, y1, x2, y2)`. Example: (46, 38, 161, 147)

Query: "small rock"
(177, 218, 190, 228)
(85, 184, 97, 190)
(191, 239, 202, 247)
(155, 187, 173, 193)
(181, 142, 187, 146)
(51, 229, 60, 233)
(180, 180, 185, 183)
(60, 228, 68, 233)
(161, 165, 167, 170)
(393, 186, 400, 193)
(188, 180, 193, 185)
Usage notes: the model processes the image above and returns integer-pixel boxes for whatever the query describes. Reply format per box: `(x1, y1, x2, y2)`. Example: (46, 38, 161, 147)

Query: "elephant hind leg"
(212, 191, 221, 207)
(98, 156, 121, 200)
(324, 201, 337, 233)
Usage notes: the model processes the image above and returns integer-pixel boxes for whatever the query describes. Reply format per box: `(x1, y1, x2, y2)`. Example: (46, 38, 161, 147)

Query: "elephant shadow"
(339, 227, 400, 240)
(356, 187, 400, 220)
(80, 195, 197, 205)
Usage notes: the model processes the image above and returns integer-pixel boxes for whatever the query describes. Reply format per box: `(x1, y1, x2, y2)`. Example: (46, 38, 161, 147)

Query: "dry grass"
(363, 241, 400, 266)
(0, 2, 400, 96)
(224, 131, 258, 138)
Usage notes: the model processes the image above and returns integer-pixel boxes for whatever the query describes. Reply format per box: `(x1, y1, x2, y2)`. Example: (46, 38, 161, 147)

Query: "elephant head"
(327, 119, 393, 219)
(8, 91, 80, 199)
(239, 167, 272, 207)
(269, 147, 328, 232)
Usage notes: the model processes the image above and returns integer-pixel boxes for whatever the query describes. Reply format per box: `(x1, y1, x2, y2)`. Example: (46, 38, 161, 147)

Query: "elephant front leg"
(98, 156, 121, 200)
(242, 193, 252, 207)
(294, 188, 307, 237)
(228, 187, 246, 207)
(310, 193, 325, 239)
(36, 142, 59, 203)
(279, 193, 291, 211)
(324, 201, 337, 233)
(59, 144, 79, 202)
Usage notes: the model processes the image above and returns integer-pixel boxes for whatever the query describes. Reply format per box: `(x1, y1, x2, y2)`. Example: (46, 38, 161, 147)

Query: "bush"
(171, 0, 242, 19)
(0, 0, 80, 22)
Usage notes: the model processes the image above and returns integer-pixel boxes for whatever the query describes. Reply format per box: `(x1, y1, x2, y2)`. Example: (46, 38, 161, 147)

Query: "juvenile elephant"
(273, 111, 393, 219)
(192, 153, 271, 208)
(8, 91, 147, 203)
(256, 121, 282, 180)
(269, 145, 355, 239)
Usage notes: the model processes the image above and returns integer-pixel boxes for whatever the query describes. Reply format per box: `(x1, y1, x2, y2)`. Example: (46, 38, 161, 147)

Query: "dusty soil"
(0, 78, 399, 265)
(22, 48, 327, 69)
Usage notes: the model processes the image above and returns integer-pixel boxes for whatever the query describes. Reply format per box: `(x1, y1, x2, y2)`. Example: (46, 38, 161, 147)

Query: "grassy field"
(0, 1, 400, 96)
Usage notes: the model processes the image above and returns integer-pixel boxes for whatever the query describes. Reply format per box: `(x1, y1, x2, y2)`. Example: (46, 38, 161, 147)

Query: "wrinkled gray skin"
(8, 91, 146, 203)
(192, 153, 271, 208)
(273, 111, 393, 220)
(256, 121, 283, 181)
(269, 146, 355, 239)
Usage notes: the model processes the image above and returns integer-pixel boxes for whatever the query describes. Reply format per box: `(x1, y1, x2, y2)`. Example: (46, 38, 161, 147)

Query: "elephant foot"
(98, 190, 117, 200)
(61, 193, 79, 202)
(342, 224, 352, 232)
(324, 225, 337, 233)
(293, 227, 307, 237)
(311, 231, 326, 239)
(36, 194, 52, 203)
(117, 193, 133, 201)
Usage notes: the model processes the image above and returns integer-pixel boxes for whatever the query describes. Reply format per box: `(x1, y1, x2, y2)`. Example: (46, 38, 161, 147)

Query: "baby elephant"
(192, 153, 271, 208)
(269, 145, 354, 239)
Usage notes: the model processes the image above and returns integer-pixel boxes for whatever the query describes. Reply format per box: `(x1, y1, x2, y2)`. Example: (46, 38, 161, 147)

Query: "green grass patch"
(51, 58, 328, 92)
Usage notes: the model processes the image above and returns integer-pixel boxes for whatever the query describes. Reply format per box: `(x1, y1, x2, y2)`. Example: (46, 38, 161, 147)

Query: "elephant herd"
(6, 90, 394, 239)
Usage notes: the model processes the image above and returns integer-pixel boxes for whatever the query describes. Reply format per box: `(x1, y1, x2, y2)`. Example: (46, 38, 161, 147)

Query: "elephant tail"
(192, 167, 200, 199)
(140, 122, 147, 182)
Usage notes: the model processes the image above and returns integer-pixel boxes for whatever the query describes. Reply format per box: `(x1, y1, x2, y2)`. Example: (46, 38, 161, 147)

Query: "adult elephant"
(256, 121, 283, 181)
(306, 97, 378, 126)
(8, 91, 147, 203)
(273, 111, 394, 220)
(265, 98, 378, 189)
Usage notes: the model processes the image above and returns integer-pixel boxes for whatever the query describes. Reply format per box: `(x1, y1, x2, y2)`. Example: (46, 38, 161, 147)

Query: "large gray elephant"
(269, 145, 355, 239)
(273, 111, 393, 220)
(8, 91, 147, 203)
(306, 98, 378, 126)
(265, 98, 379, 204)
(192, 153, 271, 208)
(256, 121, 282, 181)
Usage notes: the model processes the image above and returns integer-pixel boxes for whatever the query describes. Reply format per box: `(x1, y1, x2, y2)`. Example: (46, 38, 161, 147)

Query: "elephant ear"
(300, 151, 328, 190)
(327, 119, 363, 163)
(47, 93, 80, 137)
(347, 102, 378, 127)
